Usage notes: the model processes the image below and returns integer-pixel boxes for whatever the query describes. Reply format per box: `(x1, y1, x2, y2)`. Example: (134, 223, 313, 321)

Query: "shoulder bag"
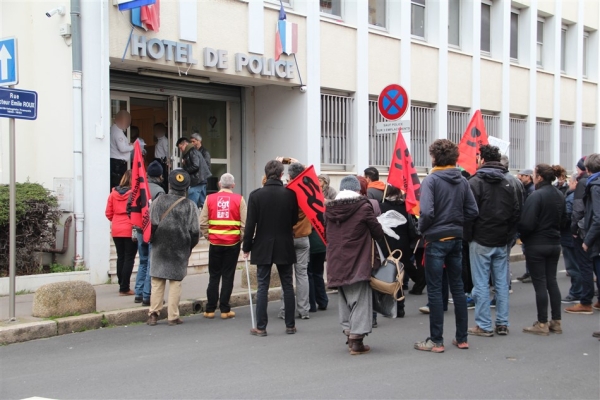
(370, 237, 405, 301)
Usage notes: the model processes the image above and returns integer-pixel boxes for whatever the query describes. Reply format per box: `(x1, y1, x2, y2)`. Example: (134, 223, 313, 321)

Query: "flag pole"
(245, 259, 256, 329)
(292, 54, 304, 87)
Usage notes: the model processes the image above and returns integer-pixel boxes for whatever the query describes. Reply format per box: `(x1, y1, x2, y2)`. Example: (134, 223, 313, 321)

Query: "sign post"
(8, 110, 15, 321)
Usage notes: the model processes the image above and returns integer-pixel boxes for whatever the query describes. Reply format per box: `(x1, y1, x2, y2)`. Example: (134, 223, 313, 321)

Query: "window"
(559, 123, 574, 170)
(368, 100, 394, 167)
(537, 19, 544, 67)
(321, 93, 353, 165)
(411, 0, 425, 38)
(411, 105, 436, 168)
(582, 125, 596, 154)
(481, 3, 491, 53)
(536, 120, 552, 165)
(447, 110, 470, 144)
(510, 117, 527, 170)
(368, 0, 386, 28)
(320, 0, 341, 17)
(448, 0, 460, 47)
(561, 26, 567, 72)
(583, 32, 589, 77)
(510, 11, 518, 59)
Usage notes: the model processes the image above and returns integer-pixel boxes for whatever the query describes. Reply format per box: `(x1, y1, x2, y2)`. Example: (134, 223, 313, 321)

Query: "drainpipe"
(71, 0, 84, 267)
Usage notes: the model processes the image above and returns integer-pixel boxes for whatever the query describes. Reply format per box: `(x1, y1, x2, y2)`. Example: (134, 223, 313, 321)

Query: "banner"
(387, 128, 421, 215)
(286, 165, 327, 245)
(488, 135, 510, 155)
(129, 141, 152, 243)
(457, 110, 489, 175)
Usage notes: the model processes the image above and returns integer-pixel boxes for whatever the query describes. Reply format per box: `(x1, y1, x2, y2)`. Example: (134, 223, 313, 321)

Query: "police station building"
(0, 0, 598, 284)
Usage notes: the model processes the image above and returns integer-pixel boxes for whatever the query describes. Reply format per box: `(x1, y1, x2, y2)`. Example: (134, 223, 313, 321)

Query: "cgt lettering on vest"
(203, 48, 295, 80)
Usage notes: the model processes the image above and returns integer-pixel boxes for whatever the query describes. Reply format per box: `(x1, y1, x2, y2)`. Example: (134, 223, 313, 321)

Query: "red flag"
(286, 165, 327, 245)
(129, 141, 152, 243)
(457, 110, 489, 175)
(387, 129, 421, 215)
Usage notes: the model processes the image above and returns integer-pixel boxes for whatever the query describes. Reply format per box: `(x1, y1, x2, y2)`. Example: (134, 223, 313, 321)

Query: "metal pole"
(244, 259, 256, 329)
(9, 115, 16, 321)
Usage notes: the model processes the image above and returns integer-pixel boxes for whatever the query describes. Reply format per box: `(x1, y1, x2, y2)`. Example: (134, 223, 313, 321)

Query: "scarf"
(587, 171, 600, 185)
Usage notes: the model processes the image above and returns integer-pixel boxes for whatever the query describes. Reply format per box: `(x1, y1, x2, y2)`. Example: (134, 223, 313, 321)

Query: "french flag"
(275, 3, 298, 61)
(117, 0, 155, 11)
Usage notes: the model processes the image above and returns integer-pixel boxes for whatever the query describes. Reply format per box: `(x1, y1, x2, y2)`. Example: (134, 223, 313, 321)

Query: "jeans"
(256, 263, 295, 330)
(134, 231, 151, 301)
(573, 236, 595, 305)
(561, 245, 582, 299)
(280, 237, 310, 316)
(113, 236, 138, 292)
(206, 243, 240, 313)
(469, 242, 509, 331)
(308, 252, 328, 311)
(424, 239, 468, 344)
(198, 183, 207, 209)
(187, 184, 202, 208)
(526, 244, 562, 323)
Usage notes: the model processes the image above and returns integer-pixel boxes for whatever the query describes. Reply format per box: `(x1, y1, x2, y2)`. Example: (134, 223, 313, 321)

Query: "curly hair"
(429, 139, 459, 167)
(479, 145, 501, 163)
(535, 164, 564, 183)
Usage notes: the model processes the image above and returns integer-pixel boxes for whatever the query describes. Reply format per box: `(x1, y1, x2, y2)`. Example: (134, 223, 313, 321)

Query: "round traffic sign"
(378, 84, 409, 121)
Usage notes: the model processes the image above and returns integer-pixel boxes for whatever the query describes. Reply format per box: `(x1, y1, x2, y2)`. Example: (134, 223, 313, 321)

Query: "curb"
(0, 287, 281, 346)
(510, 253, 525, 263)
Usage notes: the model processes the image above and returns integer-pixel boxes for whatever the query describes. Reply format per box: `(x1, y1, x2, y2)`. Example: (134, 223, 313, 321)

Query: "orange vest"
(207, 192, 242, 246)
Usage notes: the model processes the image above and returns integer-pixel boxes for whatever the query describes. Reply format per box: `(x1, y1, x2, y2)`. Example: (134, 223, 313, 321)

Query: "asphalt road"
(1, 260, 599, 400)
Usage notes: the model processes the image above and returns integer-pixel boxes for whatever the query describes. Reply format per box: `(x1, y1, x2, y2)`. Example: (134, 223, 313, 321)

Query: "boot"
(523, 321, 549, 336)
(349, 335, 371, 355)
(343, 329, 351, 350)
(146, 312, 158, 326)
(548, 320, 562, 334)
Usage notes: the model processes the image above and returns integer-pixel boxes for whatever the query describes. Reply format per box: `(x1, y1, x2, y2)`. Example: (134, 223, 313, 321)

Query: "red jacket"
(106, 187, 133, 238)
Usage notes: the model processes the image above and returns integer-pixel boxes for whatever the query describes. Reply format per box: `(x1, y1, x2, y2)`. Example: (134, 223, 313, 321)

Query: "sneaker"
(278, 312, 285, 320)
(134, 296, 142, 303)
(561, 295, 580, 304)
(286, 327, 297, 334)
(565, 303, 594, 315)
(452, 339, 469, 349)
(548, 320, 562, 334)
(495, 325, 509, 335)
(467, 299, 475, 310)
(468, 325, 494, 337)
(221, 311, 235, 319)
(250, 328, 267, 337)
(419, 306, 430, 314)
(523, 321, 549, 336)
(490, 298, 496, 308)
(141, 299, 150, 307)
(414, 338, 444, 353)
(516, 273, 530, 282)
(593, 302, 600, 311)
(521, 276, 532, 283)
(299, 314, 310, 320)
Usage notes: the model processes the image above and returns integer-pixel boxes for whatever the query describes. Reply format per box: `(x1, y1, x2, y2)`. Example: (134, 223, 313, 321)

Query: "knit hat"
(169, 169, 191, 191)
(147, 160, 163, 177)
(577, 157, 587, 172)
(339, 175, 361, 192)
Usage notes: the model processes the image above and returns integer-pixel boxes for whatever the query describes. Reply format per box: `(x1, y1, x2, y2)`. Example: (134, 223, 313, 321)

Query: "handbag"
(370, 237, 405, 301)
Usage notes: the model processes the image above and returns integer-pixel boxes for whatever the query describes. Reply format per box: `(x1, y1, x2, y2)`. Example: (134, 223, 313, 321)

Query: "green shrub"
(0, 182, 62, 276)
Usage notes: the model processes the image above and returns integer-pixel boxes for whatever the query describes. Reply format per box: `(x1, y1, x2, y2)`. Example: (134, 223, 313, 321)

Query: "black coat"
(379, 200, 414, 268)
(583, 178, 600, 257)
(242, 179, 299, 265)
(518, 182, 565, 246)
(181, 144, 211, 186)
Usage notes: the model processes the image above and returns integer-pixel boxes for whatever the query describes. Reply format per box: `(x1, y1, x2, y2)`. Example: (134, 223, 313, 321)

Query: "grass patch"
(16, 289, 34, 296)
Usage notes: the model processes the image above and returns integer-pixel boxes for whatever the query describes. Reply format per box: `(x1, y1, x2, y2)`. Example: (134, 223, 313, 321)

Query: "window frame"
(480, 1, 492, 55)
(583, 31, 589, 78)
(368, 0, 388, 30)
(560, 24, 568, 74)
(537, 17, 545, 68)
(319, 0, 343, 19)
(448, 0, 460, 48)
(510, 8, 519, 61)
(411, 0, 426, 39)
(265, 0, 292, 8)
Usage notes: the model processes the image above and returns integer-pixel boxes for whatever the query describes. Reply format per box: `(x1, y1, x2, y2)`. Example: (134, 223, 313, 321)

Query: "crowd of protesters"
(106, 132, 600, 355)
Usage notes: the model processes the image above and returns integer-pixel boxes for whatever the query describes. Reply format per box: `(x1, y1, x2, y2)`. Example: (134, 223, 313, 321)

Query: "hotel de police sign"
(130, 35, 296, 80)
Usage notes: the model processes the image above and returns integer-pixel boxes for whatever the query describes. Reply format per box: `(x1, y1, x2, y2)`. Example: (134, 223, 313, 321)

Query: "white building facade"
(0, 0, 598, 283)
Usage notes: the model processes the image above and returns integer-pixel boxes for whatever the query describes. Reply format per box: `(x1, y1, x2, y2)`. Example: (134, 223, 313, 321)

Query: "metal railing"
(321, 94, 353, 166)
(368, 100, 395, 168)
(447, 110, 470, 144)
(582, 126, 596, 157)
(509, 117, 527, 170)
(482, 114, 500, 138)
(560, 123, 574, 170)
(536, 121, 552, 165)
(411, 105, 436, 168)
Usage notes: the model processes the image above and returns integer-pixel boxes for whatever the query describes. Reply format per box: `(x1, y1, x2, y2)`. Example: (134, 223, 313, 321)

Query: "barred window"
(582, 126, 596, 157)
(447, 110, 470, 145)
(559, 123, 574, 170)
(411, 105, 436, 168)
(321, 93, 353, 166)
(536, 120, 552, 165)
(509, 117, 527, 170)
(482, 114, 500, 138)
(368, 100, 395, 168)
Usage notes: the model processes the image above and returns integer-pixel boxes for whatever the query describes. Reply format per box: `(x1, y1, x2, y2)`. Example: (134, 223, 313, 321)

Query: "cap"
(518, 169, 533, 176)
(169, 169, 191, 191)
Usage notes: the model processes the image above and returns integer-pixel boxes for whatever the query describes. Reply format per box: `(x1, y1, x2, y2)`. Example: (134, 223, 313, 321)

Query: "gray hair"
(584, 153, 600, 174)
(500, 155, 509, 169)
(191, 133, 202, 142)
(288, 162, 305, 180)
(219, 173, 235, 188)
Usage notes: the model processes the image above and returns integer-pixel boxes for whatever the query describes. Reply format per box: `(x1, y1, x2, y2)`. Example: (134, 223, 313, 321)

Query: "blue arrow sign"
(0, 37, 18, 87)
(0, 87, 37, 120)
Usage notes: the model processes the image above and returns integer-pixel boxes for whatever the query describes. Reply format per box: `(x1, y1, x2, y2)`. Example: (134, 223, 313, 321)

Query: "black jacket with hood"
(571, 172, 589, 236)
(418, 167, 479, 243)
(583, 176, 600, 257)
(465, 162, 520, 247)
(518, 181, 566, 246)
(181, 144, 211, 187)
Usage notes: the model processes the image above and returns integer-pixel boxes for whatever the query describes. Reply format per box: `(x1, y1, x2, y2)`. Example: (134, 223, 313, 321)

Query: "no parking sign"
(376, 84, 410, 134)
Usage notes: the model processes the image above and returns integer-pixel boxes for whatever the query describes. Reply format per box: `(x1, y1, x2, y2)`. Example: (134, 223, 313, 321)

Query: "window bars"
(582, 126, 596, 158)
(509, 117, 527, 170)
(559, 123, 575, 170)
(447, 110, 470, 145)
(536, 121, 552, 165)
(321, 93, 353, 166)
(368, 100, 396, 168)
(411, 105, 436, 168)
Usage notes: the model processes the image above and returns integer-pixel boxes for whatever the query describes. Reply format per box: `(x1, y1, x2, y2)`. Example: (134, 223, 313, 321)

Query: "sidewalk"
(0, 248, 525, 344)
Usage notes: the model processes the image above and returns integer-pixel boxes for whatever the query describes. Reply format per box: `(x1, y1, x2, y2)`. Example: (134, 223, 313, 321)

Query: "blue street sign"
(0, 37, 18, 87)
(0, 87, 37, 120)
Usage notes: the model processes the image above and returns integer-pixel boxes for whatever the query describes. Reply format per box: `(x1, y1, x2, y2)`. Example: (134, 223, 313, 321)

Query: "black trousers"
(573, 236, 596, 305)
(526, 244, 562, 323)
(308, 252, 328, 311)
(113, 237, 138, 292)
(462, 240, 474, 294)
(206, 243, 240, 313)
(256, 263, 295, 330)
(110, 158, 127, 190)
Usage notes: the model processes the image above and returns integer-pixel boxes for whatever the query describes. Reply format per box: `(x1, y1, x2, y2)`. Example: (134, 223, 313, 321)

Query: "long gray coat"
(150, 193, 200, 281)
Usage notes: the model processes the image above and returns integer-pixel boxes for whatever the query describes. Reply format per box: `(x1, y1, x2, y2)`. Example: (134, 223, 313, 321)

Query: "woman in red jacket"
(106, 170, 138, 295)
